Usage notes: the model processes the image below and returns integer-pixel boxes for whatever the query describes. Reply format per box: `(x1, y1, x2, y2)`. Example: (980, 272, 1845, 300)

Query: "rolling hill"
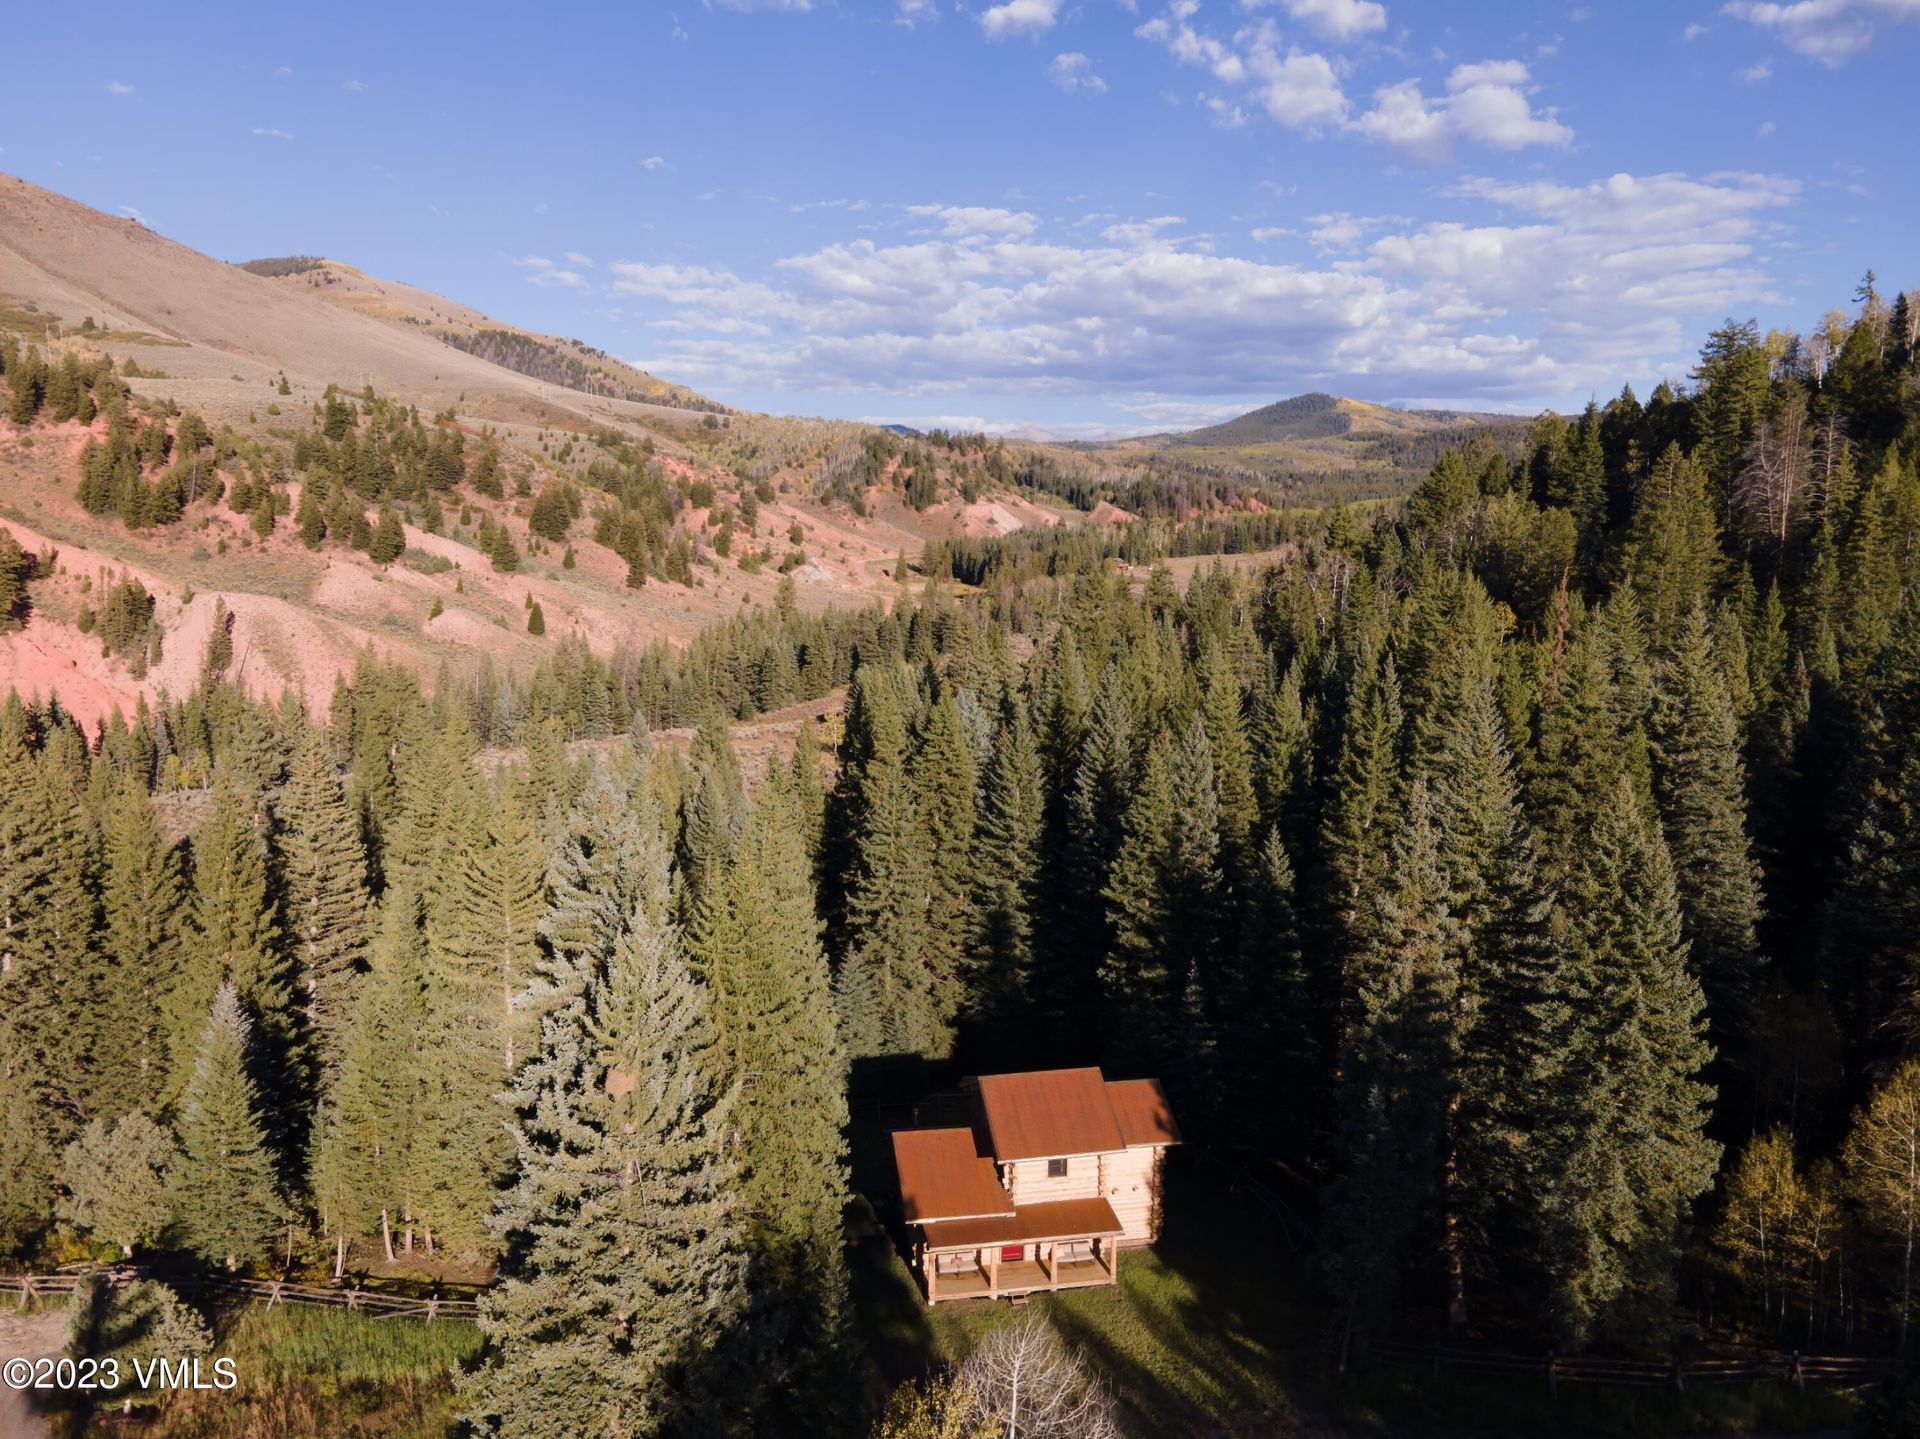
(0, 175, 1084, 733)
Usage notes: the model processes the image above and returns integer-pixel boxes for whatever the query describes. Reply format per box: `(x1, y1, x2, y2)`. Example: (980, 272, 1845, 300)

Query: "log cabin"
(890, 1066, 1179, 1304)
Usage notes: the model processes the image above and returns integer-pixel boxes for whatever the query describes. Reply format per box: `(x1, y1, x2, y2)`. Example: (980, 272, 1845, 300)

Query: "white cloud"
(979, 0, 1063, 39)
(906, 204, 1039, 237)
(709, 0, 814, 10)
(1101, 215, 1187, 245)
(565, 251, 595, 267)
(1201, 92, 1250, 126)
(1247, 36, 1349, 128)
(343, 79, 368, 92)
(610, 168, 1796, 413)
(1349, 58, 1571, 162)
(516, 255, 590, 290)
(1138, 11, 1346, 128)
(641, 155, 670, 171)
(251, 127, 296, 140)
(105, 80, 134, 96)
(1757, 118, 1777, 135)
(533, 202, 550, 215)
(1273, 0, 1388, 43)
(1050, 51, 1110, 92)
(1682, 21, 1710, 38)
(1739, 57, 1775, 79)
(273, 65, 294, 76)
(1722, 0, 1918, 64)
(896, 0, 940, 24)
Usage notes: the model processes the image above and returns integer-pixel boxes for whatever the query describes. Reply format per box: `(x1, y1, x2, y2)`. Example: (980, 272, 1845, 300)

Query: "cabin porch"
(922, 1236, 1119, 1303)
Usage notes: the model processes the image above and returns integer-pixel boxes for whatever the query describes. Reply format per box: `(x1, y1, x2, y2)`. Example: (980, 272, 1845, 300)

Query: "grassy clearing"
(118, 1306, 480, 1439)
(850, 1157, 1870, 1437)
(853, 1159, 1323, 1434)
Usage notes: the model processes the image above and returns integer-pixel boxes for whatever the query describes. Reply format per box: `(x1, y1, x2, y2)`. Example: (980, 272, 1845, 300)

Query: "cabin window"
(1047, 1157, 1069, 1179)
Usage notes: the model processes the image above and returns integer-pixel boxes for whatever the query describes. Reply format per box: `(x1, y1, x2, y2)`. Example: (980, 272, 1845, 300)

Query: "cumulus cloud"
(906, 204, 1039, 237)
(565, 251, 595, 267)
(105, 80, 134, 96)
(895, 0, 939, 23)
(1272, 0, 1388, 43)
(1682, 21, 1710, 38)
(516, 255, 590, 290)
(640, 155, 670, 171)
(1349, 59, 1571, 162)
(251, 127, 296, 140)
(343, 78, 368, 91)
(1049, 51, 1109, 92)
(979, 0, 1063, 40)
(608, 169, 1796, 412)
(1137, 10, 1346, 129)
(1739, 58, 1774, 79)
(1722, 0, 1918, 64)
(709, 0, 814, 10)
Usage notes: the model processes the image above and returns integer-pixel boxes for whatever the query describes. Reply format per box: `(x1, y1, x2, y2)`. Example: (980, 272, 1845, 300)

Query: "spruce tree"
(835, 668, 939, 1059)
(908, 689, 977, 1040)
(695, 784, 855, 1435)
(1649, 605, 1765, 1031)
(168, 777, 290, 1106)
(277, 728, 370, 1086)
(1530, 777, 1718, 1347)
(172, 985, 284, 1271)
(1325, 780, 1462, 1353)
(463, 850, 745, 1437)
(97, 779, 183, 1118)
(968, 705, 1045, 1031)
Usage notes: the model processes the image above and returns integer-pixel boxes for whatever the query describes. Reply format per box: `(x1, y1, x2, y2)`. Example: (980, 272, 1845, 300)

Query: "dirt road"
(0, 1305, 68, 1439)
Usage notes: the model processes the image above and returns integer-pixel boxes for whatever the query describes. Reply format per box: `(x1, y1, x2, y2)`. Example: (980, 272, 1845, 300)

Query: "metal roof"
(974, 1067, 1127, 1161)
(892, 1127, 1016, 1225)
(921, 1197, 1127, 1251)
(1105, 1078, 1181, 1148)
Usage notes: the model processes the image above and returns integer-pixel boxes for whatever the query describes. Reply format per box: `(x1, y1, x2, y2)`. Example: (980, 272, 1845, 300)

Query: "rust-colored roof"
(892, 1127, 1016, 1225)
(1106, 1078, 1181, 1147)
(974, 1067, 1127, 1161)
(922, 1197, 1126, 1251)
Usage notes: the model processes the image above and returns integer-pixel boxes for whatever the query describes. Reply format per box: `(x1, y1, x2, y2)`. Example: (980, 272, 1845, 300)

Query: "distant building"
(890, 1066, 1179, 1304)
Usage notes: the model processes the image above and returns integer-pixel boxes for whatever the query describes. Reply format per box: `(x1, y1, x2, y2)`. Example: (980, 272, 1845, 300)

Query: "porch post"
(926, 1246, 937, 1303)
(987, 1246, 999, 1296)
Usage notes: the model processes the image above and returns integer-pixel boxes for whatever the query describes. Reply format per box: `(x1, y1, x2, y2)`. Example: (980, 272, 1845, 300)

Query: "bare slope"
(0, 174, 710, 432)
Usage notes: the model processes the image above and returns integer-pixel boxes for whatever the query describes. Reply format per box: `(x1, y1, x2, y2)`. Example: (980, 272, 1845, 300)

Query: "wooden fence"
(1353, 1335, 1900, 1394)
(1, 1270, 480, 1323)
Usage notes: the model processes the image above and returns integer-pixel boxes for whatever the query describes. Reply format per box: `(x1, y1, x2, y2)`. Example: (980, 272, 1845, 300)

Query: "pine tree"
(277, 728, 370, 1087)
(172, 985, 284, 1271)
(1201, 659, 1258, 888)
(909, 690, 977, 1040)
(439, 783, 547, 1074)
(835, 668, 938, 1059)
(57, 1113, 177, 1257)
(97, 779, 184, 1118)
(312, 887, 430, 1273)
(968, 705, 1045, 1030)
(368, 505, 405, 564)
(694, 784, 855, 1434)
(168, 777, 290, 1106)
(1649, 606, 1765, 1031)
(1325, 779, 1462, 1354)
(1530, 777, 1718, 1347)
(463, 854, 745, 1437)
(1622, 446, 1723, 652)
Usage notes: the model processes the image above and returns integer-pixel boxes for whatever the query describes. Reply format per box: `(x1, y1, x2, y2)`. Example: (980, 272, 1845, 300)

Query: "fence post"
(1791, 1351, 1804, 1397)
(427, 1296, 439, 1324)
(1672, 1358, 1685, 1394)
(1547, 1350, 1558, 1399)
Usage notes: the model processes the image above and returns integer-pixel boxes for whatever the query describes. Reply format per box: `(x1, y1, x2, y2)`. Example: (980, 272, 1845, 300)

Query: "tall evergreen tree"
(172, 985, 284, 1271)
(1530, 778, 1719, 1347)
(694, 784, 855, 1435)
(1649, 606, 1765, 1031)
(277, 727, 370, 1086)
(463, 844, 745, 1437)
(97, 779, 184, 1118)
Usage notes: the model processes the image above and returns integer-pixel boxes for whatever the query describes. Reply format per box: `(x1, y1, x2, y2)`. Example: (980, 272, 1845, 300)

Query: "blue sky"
(3, 1, 1914, 435)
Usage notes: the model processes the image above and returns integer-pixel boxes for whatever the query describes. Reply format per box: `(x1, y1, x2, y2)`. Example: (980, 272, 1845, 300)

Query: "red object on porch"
(1000, 1245, 1023, 1263)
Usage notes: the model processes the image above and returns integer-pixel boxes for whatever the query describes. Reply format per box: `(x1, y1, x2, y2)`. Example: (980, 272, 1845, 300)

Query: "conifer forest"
(5, 272, 1920, 1438)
